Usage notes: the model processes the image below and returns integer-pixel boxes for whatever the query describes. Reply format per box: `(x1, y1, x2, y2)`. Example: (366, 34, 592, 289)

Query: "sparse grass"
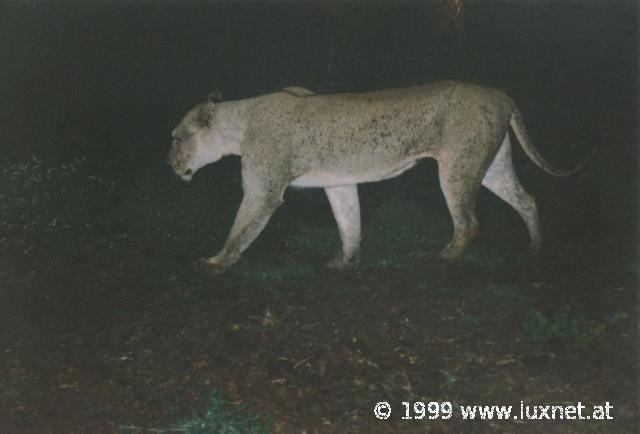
(363, 254, 413, 270)
(440, 371, 458, 391)
(281, 197, 450, 271)
(482, 282, 532, 302)
(462, 314, 483, 328)
(368, 198, 445, 248)
(120, 391, 270, 434)
(2, 153, 638, 433)
(608, 311, 629, 324)
(0, 156, 112, 235)
(287, 224, 338, 255)
(0, 155, 241, 257)
(629, 255, 640, 275)
(521, 306, 607, 347)
(459, 242, 517, 267)
(229, 258, 318, 286)
(361, 198, 449, 269)
(113, 165, 239, 251)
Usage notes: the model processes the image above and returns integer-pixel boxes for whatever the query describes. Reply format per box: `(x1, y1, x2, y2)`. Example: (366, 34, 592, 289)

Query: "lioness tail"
(509, 106, 595, 176)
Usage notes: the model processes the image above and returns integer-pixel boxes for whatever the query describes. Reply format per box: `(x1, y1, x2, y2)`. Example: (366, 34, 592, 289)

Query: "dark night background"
(0, 1, 638, 433)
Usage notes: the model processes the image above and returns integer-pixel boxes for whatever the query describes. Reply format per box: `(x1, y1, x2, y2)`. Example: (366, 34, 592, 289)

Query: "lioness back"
(247, 81, 514, 178)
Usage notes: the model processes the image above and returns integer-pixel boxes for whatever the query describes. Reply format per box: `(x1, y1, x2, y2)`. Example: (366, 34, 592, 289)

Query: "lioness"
(167, 82, 590, 274)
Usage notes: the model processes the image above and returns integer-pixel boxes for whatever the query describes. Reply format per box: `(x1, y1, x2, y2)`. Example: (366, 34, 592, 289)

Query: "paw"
(433, 247, 458, 271)
(326, 253, 359, 270)
(528, 240, 542, 256)
(436, 243, 462, 264)
(193, 257, 231, 276)
(432, 255, 455, 272)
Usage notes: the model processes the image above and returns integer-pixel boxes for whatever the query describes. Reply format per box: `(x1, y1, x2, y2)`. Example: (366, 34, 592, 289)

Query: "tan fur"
(167, 82, 590, 273)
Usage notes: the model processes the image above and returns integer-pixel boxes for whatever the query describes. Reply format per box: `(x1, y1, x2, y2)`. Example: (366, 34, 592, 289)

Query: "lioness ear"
(197, 98, 218, 128)
(208, 90, 223, 103)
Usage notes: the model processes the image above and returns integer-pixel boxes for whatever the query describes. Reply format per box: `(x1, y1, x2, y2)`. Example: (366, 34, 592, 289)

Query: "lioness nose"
(184, 169, 193, 176)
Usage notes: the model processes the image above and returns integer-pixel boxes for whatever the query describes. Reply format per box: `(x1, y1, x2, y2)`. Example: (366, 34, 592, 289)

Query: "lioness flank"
(166, 82, 591, 274)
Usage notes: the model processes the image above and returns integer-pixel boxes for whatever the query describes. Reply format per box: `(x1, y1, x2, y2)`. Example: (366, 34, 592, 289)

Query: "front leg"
(325, 184, 361, 269)
(199, 190, 283, 274)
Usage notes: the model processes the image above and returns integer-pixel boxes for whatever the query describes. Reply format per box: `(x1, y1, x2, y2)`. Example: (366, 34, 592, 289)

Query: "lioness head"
(166, 91, 224, 182)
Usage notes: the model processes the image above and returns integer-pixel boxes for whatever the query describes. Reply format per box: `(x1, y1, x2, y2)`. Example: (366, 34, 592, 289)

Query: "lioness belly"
(290, 161, 418, 188)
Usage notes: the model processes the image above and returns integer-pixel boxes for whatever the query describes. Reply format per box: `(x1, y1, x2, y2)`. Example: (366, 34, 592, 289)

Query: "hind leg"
(482, 134, 542, 254)
(436, 124, 509, 262)
(437, 158, 488, 262)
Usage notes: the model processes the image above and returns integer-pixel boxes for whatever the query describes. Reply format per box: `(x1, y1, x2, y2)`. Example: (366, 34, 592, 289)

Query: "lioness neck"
(210, 99, 258, 157)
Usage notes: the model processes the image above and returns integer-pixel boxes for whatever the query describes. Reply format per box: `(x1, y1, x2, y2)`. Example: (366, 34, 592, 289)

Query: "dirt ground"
(0, 150, 638, 433)
(1, 223, 637, 433)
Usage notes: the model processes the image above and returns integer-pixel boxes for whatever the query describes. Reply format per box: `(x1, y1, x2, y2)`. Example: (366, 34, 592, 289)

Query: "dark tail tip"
(563, 146, 597, 176)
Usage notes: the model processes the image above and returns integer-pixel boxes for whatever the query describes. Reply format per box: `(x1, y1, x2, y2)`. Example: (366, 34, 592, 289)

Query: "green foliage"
(171, 391, 270, 434)
(440, 371, 457, 390)
(608, 311, 628, 324)
(522, 306, 606, 347)
(121, 391, 270, 434)
(462, 314, 482, 328)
